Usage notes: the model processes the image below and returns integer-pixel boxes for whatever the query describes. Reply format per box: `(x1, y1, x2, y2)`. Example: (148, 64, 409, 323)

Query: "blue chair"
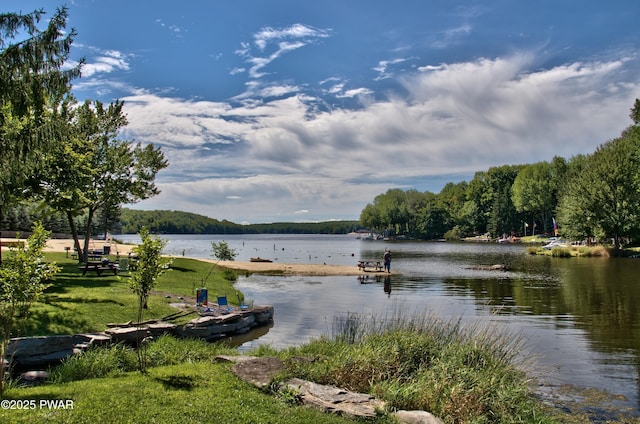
(217, 295, 232, 313)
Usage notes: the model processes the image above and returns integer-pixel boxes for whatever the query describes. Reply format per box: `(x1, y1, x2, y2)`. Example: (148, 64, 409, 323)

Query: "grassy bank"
(1, 338, 359, 424)
(2, 316, 557, 424)
(15, 253, 239, 337)
(526, 244, 613, 258)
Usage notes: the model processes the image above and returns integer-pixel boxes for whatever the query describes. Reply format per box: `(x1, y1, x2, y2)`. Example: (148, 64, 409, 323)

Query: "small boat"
(250, 257, 273, 263)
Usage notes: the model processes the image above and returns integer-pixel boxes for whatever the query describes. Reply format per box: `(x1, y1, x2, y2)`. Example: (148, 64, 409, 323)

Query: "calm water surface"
(119, 234, 640, 416)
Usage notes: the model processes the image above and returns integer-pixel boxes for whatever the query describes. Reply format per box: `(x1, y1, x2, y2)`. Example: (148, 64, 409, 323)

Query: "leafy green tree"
(211, 240, 238, 261)
(557, 127, 640, 248)
(35, 99, 168, 262)
(511, 161, 556, 233)
(129, 227, 171, 372)
(359, 203, 383, 235)
(404, 189, 431, 236)
(0, 222, 59, 393)
(466, 165, 522, 237)
(415, 201, 452, 239)
(437, 181, 469, 231)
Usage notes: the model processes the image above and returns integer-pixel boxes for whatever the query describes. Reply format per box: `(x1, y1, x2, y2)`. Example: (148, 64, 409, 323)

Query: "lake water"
(118, 233, 640, 417)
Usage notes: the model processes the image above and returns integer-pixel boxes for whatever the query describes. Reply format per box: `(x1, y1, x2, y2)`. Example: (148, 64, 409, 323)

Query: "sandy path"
(2, 238, 390, 276)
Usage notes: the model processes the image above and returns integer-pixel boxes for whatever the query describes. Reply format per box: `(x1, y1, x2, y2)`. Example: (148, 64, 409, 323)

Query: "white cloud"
(373, 57, 414, 80)
(122, 53, 640, 223)
(253, 24, 331, 51)
(233, 24, 332, 96)
(73, 49, 131, 78)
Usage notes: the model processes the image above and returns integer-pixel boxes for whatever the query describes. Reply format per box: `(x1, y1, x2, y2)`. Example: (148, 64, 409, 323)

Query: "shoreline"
(205, 258, 393, 276)
(2, 238, 392, 276)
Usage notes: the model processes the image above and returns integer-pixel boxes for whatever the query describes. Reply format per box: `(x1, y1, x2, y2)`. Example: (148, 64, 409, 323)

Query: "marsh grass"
(528, 245, 612, 258)
(551, 247, 572, 257)
(279, 307, 554, 423)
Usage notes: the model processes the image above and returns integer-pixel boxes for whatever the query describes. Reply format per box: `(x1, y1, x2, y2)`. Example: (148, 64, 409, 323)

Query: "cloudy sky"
(14, 0, 640, 223)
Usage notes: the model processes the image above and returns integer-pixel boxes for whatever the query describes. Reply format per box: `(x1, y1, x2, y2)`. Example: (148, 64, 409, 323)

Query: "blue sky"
(11, 0, 640, 223)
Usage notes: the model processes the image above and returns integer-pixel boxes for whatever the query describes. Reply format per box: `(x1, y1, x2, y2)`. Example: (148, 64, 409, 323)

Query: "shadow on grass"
(43, 294, 126, 307)
(169, 265, 197, 273)
(16, 306, 91, 336)
(154, 375, 196, 391)
(46, 265, 129, 293)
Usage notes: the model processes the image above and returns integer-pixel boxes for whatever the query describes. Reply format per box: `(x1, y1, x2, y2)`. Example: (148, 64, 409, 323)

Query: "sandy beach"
(2, 238, 390, 276)
(204, 258, 391, 276)
(1, 238, 136, 256)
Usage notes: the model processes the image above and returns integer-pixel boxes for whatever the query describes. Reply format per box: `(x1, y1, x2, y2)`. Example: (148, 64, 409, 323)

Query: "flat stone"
(231, 357, 285, 388)
(282, 377, 386, 419)
(104, 326, 150, 344)
(7, 335, 75, 356)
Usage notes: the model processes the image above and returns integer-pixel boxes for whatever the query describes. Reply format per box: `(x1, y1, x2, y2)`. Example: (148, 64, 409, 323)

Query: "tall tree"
(511, 161, 556, 233)
(0, 7, 81, 261)
(36, 99, 169, 262)
(557, 126, 640, 248)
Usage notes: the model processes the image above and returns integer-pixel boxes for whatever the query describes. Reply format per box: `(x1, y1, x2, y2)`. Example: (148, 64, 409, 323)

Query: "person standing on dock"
(383, 249, 391, 273)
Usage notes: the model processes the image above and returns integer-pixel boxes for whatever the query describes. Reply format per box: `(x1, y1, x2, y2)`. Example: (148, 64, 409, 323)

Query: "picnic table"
(357, 260, 383, 272)
(79, 260, 119, 276)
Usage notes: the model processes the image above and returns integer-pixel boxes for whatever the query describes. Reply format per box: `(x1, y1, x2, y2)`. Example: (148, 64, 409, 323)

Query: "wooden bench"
(357, 260, 383, 272)
(79, 261, 118, 276)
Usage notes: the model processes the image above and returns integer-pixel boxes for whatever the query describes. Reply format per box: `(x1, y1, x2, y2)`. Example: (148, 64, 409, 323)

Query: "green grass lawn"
(0, 362, 364, 424)
(15, 253, 240, 337)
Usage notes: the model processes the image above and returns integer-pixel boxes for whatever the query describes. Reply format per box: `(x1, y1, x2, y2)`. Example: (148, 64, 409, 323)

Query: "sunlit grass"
(2, 362, 362, 424)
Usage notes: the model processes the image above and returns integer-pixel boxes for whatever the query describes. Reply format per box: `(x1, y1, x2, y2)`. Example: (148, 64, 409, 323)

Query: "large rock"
(396, 410, 444, 424)
(231, 356, 285, 388)
(281, 377, 386, 419)
(6, 335, 88, 367)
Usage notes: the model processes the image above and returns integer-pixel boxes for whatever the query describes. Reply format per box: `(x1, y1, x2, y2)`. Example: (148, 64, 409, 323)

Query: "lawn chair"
(237, 293, 249, 310)
(217, 295, 233, 313)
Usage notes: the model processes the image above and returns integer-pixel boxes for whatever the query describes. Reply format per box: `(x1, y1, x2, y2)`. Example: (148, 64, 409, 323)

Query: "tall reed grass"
(281, 305, 554, 423)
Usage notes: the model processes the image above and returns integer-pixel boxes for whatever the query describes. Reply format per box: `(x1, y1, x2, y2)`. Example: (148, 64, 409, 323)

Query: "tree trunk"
(66, 211, 83, 263)
(82, 208, 96, 263)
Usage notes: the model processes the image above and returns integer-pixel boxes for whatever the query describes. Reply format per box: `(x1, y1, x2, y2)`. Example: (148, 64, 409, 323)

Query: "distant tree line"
(361, 100, 640, 248)
(114, 209, 362, 235)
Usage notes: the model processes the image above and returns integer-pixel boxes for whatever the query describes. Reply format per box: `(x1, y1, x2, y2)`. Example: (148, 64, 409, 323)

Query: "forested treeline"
(360, 100, 640, 247)
(0, 206, 362, 235)
(116, 209, 245, 234)
(115, 209, 361, 235)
